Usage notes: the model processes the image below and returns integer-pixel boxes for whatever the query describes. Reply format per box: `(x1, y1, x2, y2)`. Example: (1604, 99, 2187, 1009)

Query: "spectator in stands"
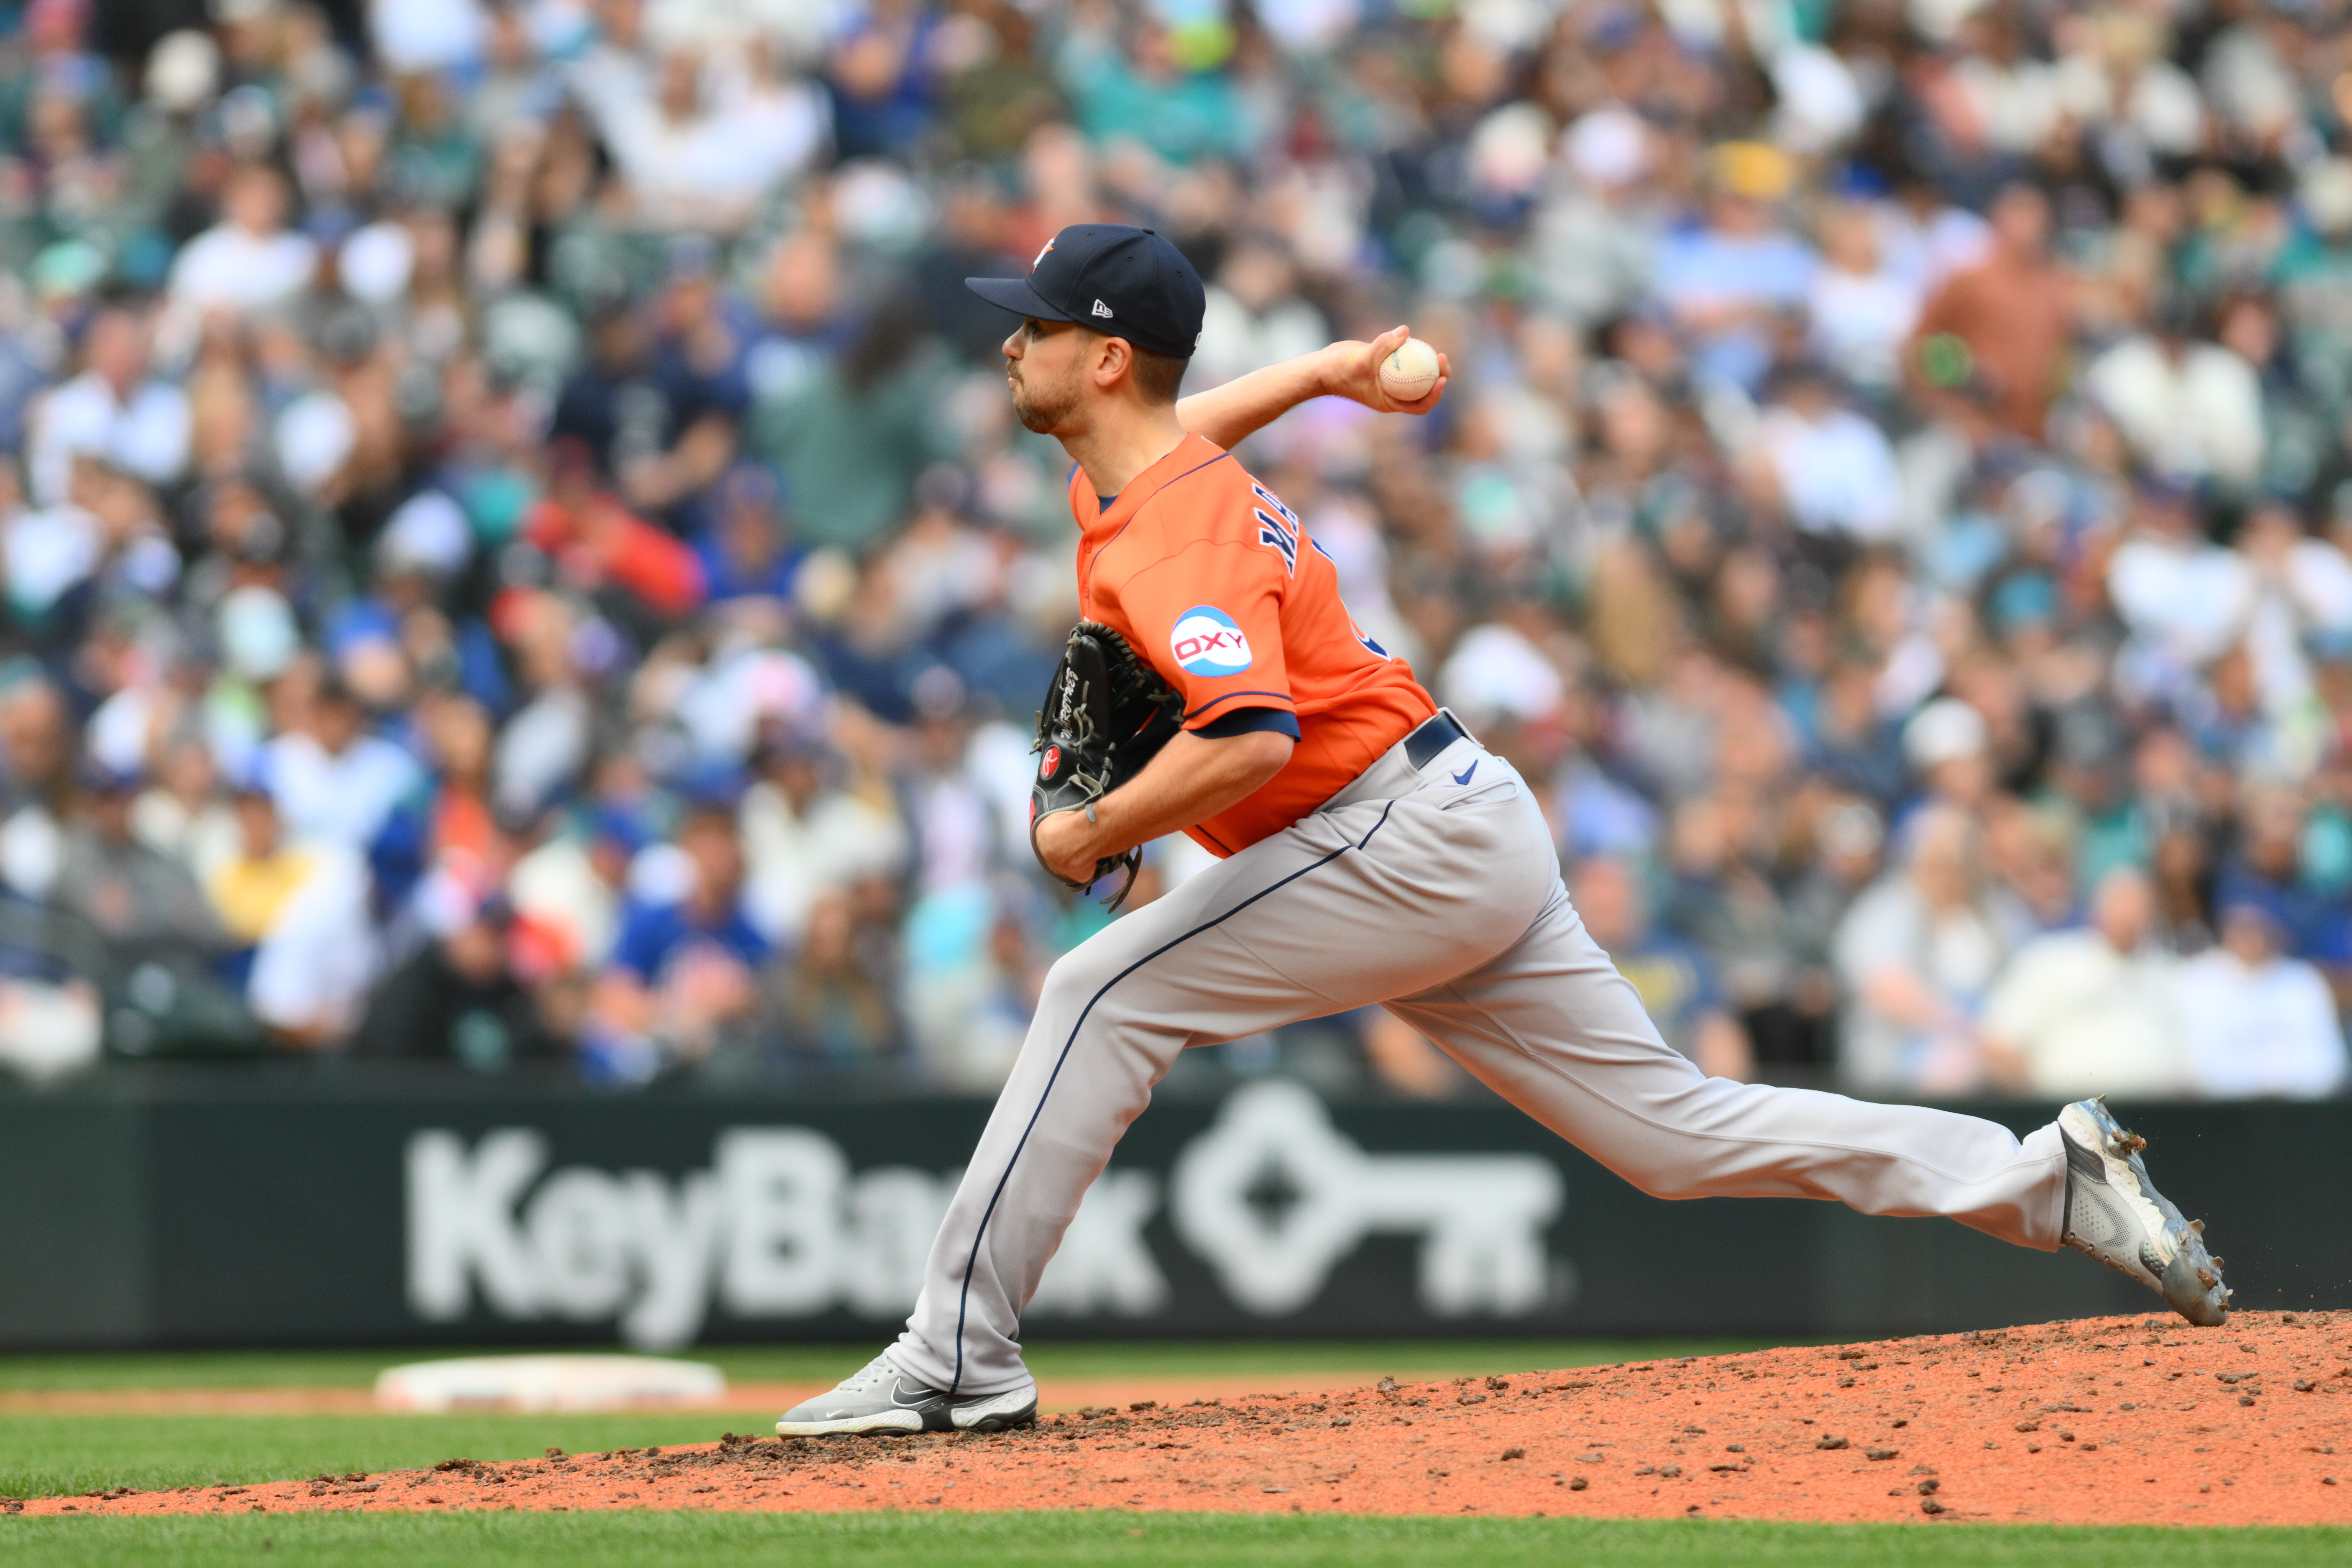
(1834, 806, 2029, 1097)
(26, 306, 187, 508)
(522, 438, 707, 633)
(1806, 201, 1921, 395)
(1573, 856, 1751, 1082)
(905, 880, 1048, 1091)
(2106, 477, 2257, 705)
(409, 692, 500, 875)
(260, 676, 422, 853)
(597, 48, 809, 234)
(1906, 183, 2073, 442)
(739, 724, 908, 946)
(0, 678, 71, 901)
(1750, 361, 1903, 545)
(2085, 294, 2266, 488)
(1984, 798, 2084, 936)
(1981, 867, 2189, 1100)
(1903, 698, 1997, 816)
(196, 769, 369, 1047)
(56, 755, 252, 1053)
(2212, 785, 2350, 973)
(765, 888, 903, 1070)
(1805, 656, 1908, 806)
(555, 249, 752, 529)
(2178, 891, 2350, 1100)
(588, 801, 768, 1081)
(1654, 790, 1786, 1073)
(205, 782, 319, 964)
(57, 756, 221, 962)
(135, 732, 238, 882)
(746, 298, 949, 554)
(353, 892, 562, 1071)
(695, 465, 800, 605)
(507, 802, 631, 975)
(1654, 142, 1815, 392)
(165, 163, 317, 320)
(1772, 798, 1886, 1076)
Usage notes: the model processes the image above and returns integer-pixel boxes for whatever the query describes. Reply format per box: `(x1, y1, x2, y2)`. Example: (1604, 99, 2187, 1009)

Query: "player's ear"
(1092, 333, 1134, 391)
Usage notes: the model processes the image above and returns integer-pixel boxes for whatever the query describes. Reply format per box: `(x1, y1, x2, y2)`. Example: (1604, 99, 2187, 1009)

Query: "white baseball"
(1378, 335, 1441, 402)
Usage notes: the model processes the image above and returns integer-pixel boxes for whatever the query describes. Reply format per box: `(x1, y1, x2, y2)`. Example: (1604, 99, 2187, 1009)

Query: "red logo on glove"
(1041, 745, 1061, 779)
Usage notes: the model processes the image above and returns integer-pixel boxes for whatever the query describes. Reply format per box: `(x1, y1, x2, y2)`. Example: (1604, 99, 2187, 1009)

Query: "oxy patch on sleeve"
(1170, 605, 1253, 676)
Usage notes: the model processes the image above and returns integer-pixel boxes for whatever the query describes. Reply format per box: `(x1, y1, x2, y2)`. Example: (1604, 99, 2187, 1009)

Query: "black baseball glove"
(1030, 620, 1184, 908)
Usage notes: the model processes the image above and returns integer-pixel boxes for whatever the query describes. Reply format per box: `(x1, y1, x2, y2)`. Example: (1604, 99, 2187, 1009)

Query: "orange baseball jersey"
(1070, 431, 1436, 857)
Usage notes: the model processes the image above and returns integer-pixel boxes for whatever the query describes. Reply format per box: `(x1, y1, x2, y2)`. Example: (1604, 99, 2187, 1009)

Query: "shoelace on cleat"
(834, 1354, 903, 1394)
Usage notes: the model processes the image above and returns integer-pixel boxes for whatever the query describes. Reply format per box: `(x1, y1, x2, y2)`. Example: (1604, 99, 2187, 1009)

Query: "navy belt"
(1402, 710, 1470, 770)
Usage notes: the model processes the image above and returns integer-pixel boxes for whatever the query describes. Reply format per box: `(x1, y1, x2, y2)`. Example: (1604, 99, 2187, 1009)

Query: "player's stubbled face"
(1005, 317, 1083, 435)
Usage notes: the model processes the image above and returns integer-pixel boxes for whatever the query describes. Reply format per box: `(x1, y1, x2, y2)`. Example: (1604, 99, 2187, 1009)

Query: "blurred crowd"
(0, 0, 2347, 1102)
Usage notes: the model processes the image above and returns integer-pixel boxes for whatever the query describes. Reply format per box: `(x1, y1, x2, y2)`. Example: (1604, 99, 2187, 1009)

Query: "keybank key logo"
(1169, 605, 1251, 676)
(1173, 1081, 1565, 1317)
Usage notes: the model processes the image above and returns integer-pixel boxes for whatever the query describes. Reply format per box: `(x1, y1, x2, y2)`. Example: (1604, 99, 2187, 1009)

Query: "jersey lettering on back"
(1251, 482, 1300, 575)
(1069, 432, 1435, 856)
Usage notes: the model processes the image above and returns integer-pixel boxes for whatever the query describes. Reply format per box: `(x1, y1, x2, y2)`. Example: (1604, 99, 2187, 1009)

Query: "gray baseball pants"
(893, 729, 2069, 1396)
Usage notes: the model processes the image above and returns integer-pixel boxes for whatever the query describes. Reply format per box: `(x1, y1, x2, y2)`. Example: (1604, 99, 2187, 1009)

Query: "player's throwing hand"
(1326, 325, 1450, 415)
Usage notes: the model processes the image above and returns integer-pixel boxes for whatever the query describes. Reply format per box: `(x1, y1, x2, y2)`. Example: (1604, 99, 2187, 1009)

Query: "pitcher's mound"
(33, 1313, 2352, 1527)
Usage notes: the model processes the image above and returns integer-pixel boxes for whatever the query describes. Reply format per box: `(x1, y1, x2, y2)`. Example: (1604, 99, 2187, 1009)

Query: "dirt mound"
(22, 1312, 2352, 1527)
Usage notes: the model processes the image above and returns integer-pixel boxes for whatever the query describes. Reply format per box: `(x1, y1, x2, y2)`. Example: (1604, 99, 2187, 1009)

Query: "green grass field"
(4, 1513, 2349, 1568)
(4, 1343, 2347, 1565)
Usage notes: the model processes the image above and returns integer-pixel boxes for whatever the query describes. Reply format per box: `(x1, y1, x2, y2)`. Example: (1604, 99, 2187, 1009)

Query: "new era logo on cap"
(964, 224, 1205, 360)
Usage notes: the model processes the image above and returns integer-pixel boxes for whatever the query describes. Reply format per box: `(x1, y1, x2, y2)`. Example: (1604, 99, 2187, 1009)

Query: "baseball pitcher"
(779, 225, 2228, 1437)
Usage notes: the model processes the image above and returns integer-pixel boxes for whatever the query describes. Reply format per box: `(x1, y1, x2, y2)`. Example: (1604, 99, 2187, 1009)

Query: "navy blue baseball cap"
(966, 223, 1205, 360)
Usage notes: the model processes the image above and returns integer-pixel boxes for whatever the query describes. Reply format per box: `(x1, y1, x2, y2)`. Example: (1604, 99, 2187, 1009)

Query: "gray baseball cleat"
(2057, 1097, 2229, 1327)
(776, 1352, 1039, 1437)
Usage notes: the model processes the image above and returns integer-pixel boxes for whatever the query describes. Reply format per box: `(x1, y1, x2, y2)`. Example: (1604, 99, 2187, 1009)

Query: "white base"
(374, 1354, 726, 1412)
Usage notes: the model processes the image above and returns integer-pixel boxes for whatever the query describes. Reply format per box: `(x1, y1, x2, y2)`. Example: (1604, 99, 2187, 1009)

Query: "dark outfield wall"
(1, 1073, 2342, 1349)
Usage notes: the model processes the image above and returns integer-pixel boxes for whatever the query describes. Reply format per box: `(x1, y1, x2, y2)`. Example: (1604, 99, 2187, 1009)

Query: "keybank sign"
(406, 1082, 1568, 1349)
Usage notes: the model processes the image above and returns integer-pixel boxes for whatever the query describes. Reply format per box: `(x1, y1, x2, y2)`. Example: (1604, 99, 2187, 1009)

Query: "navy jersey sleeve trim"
(1161, 449, 1235, 489)
(1196, 706, 1302, 742)
(1183, 688, 1296, 723)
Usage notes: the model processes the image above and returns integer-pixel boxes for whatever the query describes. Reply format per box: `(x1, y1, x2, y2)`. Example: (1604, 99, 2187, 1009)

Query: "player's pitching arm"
(1031, 728, 1293, 885)
(1176, 325, 1451, 451)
